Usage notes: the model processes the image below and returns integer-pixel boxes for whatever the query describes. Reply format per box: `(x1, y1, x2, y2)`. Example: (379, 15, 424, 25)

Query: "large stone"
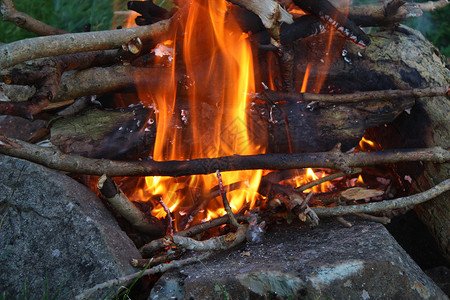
(150, 219, 447, 299)
(0, 154, 141, 298)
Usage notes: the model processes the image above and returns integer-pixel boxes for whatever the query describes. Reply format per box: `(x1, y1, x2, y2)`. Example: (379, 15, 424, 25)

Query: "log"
(342, 26, 450, 261)
(50, 105, 156, 160)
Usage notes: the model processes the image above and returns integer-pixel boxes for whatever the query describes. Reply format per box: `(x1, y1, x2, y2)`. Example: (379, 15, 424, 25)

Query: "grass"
(0, 0, 114, 43)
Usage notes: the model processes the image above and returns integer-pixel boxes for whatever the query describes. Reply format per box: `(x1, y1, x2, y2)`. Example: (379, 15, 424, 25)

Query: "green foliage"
(0, 0, 114, 43)
(406, 5, 450, 57)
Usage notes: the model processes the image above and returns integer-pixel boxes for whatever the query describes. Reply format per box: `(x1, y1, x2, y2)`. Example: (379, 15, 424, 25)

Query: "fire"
(129, 0, 265, 229)
(118, 0, 349, 229)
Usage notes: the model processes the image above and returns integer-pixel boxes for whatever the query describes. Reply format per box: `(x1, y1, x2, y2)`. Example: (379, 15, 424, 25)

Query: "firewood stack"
(0, 2, 449, 294)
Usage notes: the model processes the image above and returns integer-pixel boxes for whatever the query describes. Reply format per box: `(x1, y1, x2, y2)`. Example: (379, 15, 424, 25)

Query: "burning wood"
(1, 0, 450, 294)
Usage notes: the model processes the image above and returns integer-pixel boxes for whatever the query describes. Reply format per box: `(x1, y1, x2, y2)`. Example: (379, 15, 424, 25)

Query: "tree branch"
(97, 175, 165, 236)
(0, 5, 187, 69)
(313, 178, 450, 216)
(0, 0, 68, 36)
(257, 86, 450, 106)
(0, 136, 449, 177)
(75, 252, 212, 300)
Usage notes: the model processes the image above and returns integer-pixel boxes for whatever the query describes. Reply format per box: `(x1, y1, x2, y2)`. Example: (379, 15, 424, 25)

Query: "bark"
(313, 178, 450, 216)
(347, 26, 450, 261)
(97, 175, 165, 236)
(0, 5, 186, 69)
(0, 0, 68, 36)
(49, 106, 155, 160)
(0, 135, 448, 177)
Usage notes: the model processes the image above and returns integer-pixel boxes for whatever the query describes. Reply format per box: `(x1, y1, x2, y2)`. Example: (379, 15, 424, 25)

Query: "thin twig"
(257, 86, 449, 105)
(0, 0, 68, 36)
(0, 136, 448, 177)
(354, 213, 391, 224)
(313, 178, 450, 216)
(295, 168, 362, 192)
(75, 252, 212, 300)
(336, 216, 352, 228)
(157, 197, 173, 235)
(0, 5, 188, 69)
(417, 0, 449, 11)
(216, 170, 239, 227)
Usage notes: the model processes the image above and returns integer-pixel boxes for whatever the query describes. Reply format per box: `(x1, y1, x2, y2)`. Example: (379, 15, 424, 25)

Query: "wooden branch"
(347, 1, 423, 27)
(417, 0, 449, 11)
(97, 175, 165, 236)
(0, 0, 68, 36)
(295, 168, 362, 192)
(313, 178, 450, 216)
(75, 252, 212, 300)
(231, 0, 293, 32)
(176, 214, 247, 237)
(2, 63, 177, 105)
(216, 170, 239, 227)
(0, 5, 187, 69)
(131, 248, 184, 268)
(354, 213, 391, 224)
(141, 224, 248, 257)
(257, 86, 450, 106)
(0, 49, 139, 117)
(0, 136, 449, 176)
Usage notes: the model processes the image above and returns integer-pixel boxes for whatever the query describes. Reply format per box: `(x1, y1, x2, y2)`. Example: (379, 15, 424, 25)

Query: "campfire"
(0, 0, 449, 298)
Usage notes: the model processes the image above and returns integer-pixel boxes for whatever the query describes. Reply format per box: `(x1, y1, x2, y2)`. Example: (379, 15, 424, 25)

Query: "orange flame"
(130, 0, 265, 229)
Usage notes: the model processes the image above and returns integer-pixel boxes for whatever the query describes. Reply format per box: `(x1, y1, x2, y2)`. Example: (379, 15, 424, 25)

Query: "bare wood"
(97, 175, 165, 236)
(295, 168, 362, 192)
(0, 0, 68, 36)
(176, 214, 248, 237)
(313, 178, 450, 216)
(216, 170, 239, 227)
(417, 0, 449, 11)
(141, 224, 248, 257)
(131, 248, 184, 268)
(75, 252, 212, 300)
(346, 1, 423, 27)
(0, 136, 449, 177)
(354, 213, 391, 224)
(257, 86, 450, 105)
(0, 5, 186, 69)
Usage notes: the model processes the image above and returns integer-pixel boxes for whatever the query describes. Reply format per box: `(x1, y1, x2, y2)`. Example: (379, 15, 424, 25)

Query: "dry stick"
(417, 0, 449, 11)
(0, 136, 449, 177)
(0, 4, 186, 69)
(75, 252, 212, 300)
(140, 224, 248, 257)
(176, 214, 247, 237)
(131, 248, 184, 268)
(156, 197, 173, 235)
(295, 168, 362, 193)
(313, 178, 450, 217)
(0, 0, 68, 36)
(0, 48, 138, 117)
(354, 213, 391, 224)
(258, 86, 450, 105)
(216, 170, 239, 227)
(97, 175, 165, 236)
(336, 216, 352, 228)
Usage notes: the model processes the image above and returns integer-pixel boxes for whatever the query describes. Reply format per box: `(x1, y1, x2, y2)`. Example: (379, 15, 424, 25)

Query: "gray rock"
(0, 154, 141, 299)
(150, 219, 448, 300)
